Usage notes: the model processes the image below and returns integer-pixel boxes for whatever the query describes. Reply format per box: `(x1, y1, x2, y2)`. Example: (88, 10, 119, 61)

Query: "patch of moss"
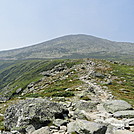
(0, 121, 4, 130)
(45, 91, 74, 97)
(80, 96, 91, 101)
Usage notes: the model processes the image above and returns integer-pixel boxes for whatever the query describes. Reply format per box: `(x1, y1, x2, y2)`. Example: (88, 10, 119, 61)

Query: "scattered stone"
(128, 119, 134, 126)
(50, 126, 58, 130)
(60, 126, 67, 131)
(113, 110, 134, 118)
(27, 82, 34, 89)
(72, 109, 88, 120)
(105, 118, 125, 128)
(58, 129, 65, 133)
(53, 119, 68, 127)
(32, 127, 51, 134)
(42, 71, 51, 77)
(25, 125, 35, 134)
(0, 132, 13, 134)
(90, 72, 105, 78)
(113, 129, 134, 134)
(15, 88, 22, 94)
(67, 119, 107, 134)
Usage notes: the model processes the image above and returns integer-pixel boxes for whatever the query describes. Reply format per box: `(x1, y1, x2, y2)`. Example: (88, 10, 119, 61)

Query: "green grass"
(45, 91, 74, 97)
(5, 59, 83, 99)
(0, 59, 65, 99)
(0, 59, 83, 97)
(93, 60, 134, 106)
(24, 72, 83, 98)
(108, 63, 134, 106)
(42, 73, 82, 96)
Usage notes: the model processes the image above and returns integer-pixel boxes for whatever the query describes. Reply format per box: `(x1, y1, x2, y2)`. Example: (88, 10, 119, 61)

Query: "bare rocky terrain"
(0, 59, 134, 134)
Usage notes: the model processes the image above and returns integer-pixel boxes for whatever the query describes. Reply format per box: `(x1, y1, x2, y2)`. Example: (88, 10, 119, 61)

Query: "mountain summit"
(0, 34, 134, 61)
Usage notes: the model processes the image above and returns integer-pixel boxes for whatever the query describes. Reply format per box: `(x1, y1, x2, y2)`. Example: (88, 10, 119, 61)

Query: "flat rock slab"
(113, 130, 134, 134)
(113, 110, 134, 118)
(103, 100, 132, 113)
(74, 100, 99, 112)
(32, 127, 51, 134)
(67, 119, 107, 134)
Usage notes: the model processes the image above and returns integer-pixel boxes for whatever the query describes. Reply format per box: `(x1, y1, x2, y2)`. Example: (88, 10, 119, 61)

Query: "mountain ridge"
(0, 58, 134, 133)
(0, 34, 134, 62)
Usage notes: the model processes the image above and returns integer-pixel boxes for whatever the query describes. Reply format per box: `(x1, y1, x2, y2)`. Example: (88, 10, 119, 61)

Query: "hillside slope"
(0, 58, 134, 133)
(0, 34, 134, 62)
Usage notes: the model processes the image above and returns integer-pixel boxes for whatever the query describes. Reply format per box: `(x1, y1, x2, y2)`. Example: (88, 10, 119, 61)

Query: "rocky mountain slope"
(0, 58, 134, 133)
(0, 34, 134, 63)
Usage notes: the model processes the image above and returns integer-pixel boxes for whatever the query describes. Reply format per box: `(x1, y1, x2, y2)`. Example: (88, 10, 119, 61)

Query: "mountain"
(0, 34, 134, 63)
(1, 35, 134, 133)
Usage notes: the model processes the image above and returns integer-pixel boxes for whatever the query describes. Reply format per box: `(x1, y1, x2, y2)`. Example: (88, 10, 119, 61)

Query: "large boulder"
(74, 100, 99, 112)
(32, 127, 51, 134)
(113, 110, 134, 118)
(103, 100, 132, 113)
(4, 98, 68, 131)
(67, 119, 107, 134)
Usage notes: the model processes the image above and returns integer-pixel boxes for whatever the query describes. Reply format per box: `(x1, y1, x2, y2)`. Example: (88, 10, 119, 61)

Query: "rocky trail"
(0, 59, 134, 134)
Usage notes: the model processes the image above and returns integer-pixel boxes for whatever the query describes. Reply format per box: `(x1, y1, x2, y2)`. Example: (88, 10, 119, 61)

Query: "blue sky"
(0, 0, 134, 50)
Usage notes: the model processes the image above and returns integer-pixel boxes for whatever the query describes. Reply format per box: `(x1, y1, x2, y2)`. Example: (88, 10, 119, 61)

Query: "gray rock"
(32, 127, 51, 134)
(27, 82, 34, 89)
(49, 126, 58, 130)
(113, 130, 134, 134)
(113, 110, 134, 118)
(123, 119, 134, 129)
(42, 71, 51, 77)
(105, 118, 125, 128)
(105, 125, 115, 134)
(60, 126, 67, 131)
(11, 131, 21, 134)
(15, 88, 22, 94)
(4, 98, 68, 131)
(103, 100, 132, 113)
(0, 131, 21, 134)
(75, 100, 99, 112)
(52, 63, 67, 72)
(0, 132, 13, 134)
(128, 120, 134, 126)
(102, 79, 112, 85)
(72, 110, 88, 120)
(90, 72, 105, 78)
(25, 125, 35, 134)
(67, 121, 79, 133)
(67, 119, 107, 134)
(53, 119, 68, 127)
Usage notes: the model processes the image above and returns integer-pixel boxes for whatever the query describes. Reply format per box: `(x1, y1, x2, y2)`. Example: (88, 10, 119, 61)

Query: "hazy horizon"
(0, 0, 134, 51)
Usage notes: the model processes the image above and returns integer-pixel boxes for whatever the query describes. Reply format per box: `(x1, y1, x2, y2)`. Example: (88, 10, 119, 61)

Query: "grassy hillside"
(0, 59, 82, 101)
(0, 60, 62, 101)
(93, 59, 134, 105)
(0, 58, 133, 103)
(0, 58, 134, 130)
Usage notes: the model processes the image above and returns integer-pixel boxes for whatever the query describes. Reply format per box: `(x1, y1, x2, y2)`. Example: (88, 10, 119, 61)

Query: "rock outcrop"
(4, 98, 68, 132)
(103, 100, 132, 113)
